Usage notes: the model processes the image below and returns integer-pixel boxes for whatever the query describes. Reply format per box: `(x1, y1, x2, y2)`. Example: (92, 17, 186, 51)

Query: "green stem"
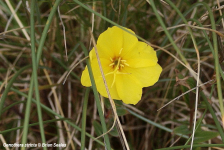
(80, 42, 112, 150)
(126, 108, 189, 138)
(163, 1, 200, 149)
(2, 101, 25, 114)
(0, 65, 31, 116)
(146, 0, 187, 64)
(36, 0, 62, 64)
(207, 4, 224, 122)
(0, 118, 68, 134)
(52, 55, 80, 80)
(81, 88, 90, 150)
(29, 0, 46, 148)
(201, 92, 224, 142)
(184, 109, 207, 146)
(200, 1, 224, 126)
(188, 18, 224, 142)
(21, 0, 62, 148)
(72, 0, 151, 49)
(168, 0, 223, 125)
(0, 82, 105, 147)
(163, 0, 223, 146)
(21, 76, 35, 149)
(155, 144, 224, 150)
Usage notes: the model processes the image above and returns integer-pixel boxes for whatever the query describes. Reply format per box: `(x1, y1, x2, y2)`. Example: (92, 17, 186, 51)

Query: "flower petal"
(123, 64, 162, 87)
(96, 26, 123, 59)
(90, 26, 138, 60)
(116, 74, 142, 104)
(81, 58, 111, 87)
(123, 42, 158, 68)
(120, 28, 138, 55)
(81, 66, 92, 87)
(81, 59, 120, 100)
(95, 73, 121, 100)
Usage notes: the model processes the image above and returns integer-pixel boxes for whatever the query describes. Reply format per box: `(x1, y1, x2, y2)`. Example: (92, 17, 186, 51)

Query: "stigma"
(105, 56, 129, 87)
(109, 57, 129, 71)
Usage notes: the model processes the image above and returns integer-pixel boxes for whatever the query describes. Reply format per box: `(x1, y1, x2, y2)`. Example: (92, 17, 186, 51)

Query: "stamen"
(111, 73, 116, 87)
(110, 57, 113, 62)
(119, 48, 123, 55)
(105, 71, 114, 76)
(109, 63, 114, 66)
(106, 56, 130, 87)
(117, 72, 131, 75)
(124, 63, 129, 66)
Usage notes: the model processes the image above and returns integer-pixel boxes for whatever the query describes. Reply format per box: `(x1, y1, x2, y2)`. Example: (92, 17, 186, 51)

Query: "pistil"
(107, 56, 130, 87)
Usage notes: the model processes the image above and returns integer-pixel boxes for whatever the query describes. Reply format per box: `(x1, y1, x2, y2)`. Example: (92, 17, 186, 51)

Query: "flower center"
(106, 56, 129, 87)
(109, 57, 129, 71)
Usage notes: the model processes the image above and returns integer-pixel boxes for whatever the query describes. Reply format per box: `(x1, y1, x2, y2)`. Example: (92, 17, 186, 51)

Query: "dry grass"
(0, 0, 224, 150)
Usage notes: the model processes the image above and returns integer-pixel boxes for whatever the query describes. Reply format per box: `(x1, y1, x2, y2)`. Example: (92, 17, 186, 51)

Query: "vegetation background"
(0, 0, 224, 149)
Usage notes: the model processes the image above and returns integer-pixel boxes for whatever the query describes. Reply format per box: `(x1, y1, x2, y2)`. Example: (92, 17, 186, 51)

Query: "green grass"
(0, 0, 224, 149)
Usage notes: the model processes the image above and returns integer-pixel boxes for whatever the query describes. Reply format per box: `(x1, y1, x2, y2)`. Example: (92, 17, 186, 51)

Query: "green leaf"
(104, 98, 111, 109)
(104, 99, 127, 116)
(173, 125, 191, 135)
(109, 126, 119, 137)
(176, 73, 196, 108)
(186, 77, 196, 90)
(93, 120, 103, 137)
(116, 106, 127, 116)
(197, 101, 208, 109)
(193, 147, 201, 150)
(194, 130, 219, 143)
(114, 99, 123, 105)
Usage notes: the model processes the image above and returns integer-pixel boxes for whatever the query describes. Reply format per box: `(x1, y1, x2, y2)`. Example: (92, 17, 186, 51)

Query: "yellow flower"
(81, 26, 162, 105)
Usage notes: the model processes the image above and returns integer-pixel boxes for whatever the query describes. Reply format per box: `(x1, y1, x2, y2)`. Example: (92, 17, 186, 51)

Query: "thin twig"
(157, 24, 224, 37)
(157, 79, 213, 111)
(58, 6, 68, 61)
(89, 28, 130, 150)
